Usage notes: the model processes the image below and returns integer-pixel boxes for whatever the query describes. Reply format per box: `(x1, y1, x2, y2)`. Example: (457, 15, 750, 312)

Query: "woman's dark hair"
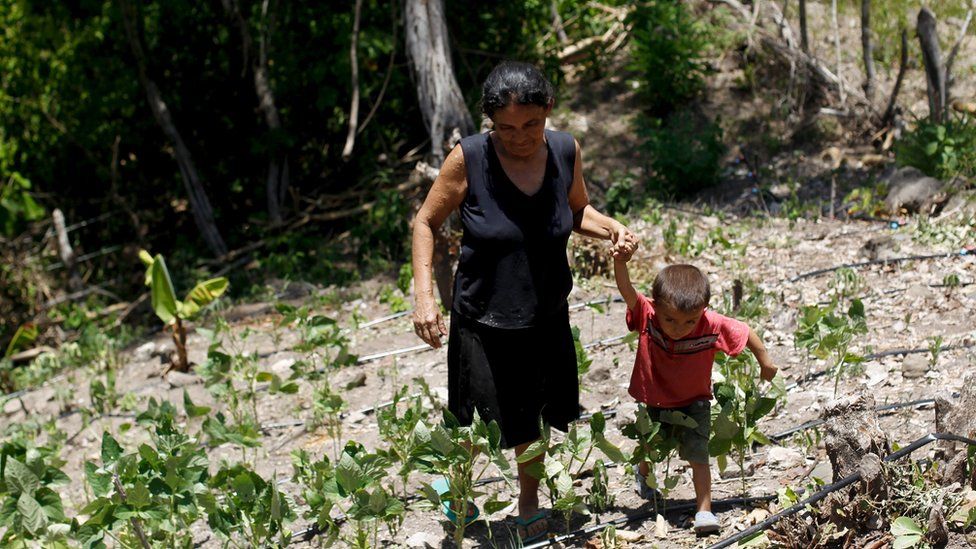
(481, 61, 555, 118)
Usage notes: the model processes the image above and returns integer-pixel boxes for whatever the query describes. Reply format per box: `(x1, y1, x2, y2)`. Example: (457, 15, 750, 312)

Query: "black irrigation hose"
(767, 397, 949, 442)
(789, 248, 974, 283)
(706, 432, 976, 549)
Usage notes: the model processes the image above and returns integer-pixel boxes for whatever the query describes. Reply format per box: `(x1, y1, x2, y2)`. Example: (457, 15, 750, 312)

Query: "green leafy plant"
(928, 336, 944, 368)
(378, 284, 409, 314)
(895, 114, 976, 180)
(890, 516, 926, 548)
(572, 325, 593, 383)
(521, 413, 625, 532)
(794, 299, 868, 395)
(412, 411, 510, 546)
(310, 379, 347, 461)
(710, 351, 785, 495)
(375, 383, 434, 498)
(639, 111, 725, 199)
(829, 268, 864, 301)
(0, 173, 45, 237)
(139, 251, 229, 372)
(202, 464, 294, 547)
(0, 438, 72, 547)
(79, 408, 209, 548)
(621, 405, 688, 512)
(844, 181, 889, 218)
(292, 442, 404, 548)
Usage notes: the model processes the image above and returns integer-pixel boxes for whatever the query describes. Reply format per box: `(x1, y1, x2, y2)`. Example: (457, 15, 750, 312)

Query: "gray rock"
(405, 532, 438, 548)
(4, 398, 23, 416)
(901, 354, 930, 379)
(860, 235, 900, 261)
(927, 502, 949, 545)
(940, 189, 976, 217)
(883, 166, 946, 213)
(166, 371, 202, 388)
(767, 446, 804, 469)
(588, 367, 611, 383)
(133, 342, 156, 362)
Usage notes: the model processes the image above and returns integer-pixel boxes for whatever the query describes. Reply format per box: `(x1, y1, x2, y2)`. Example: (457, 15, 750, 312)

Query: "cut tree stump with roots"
(822, 393, 891, 482)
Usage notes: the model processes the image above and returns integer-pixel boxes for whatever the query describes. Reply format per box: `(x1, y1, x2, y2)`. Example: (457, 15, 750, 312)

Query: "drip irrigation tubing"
(789, 247, 974, 282)
(766, 396, 951, 442)
(706, 431, 976, 549)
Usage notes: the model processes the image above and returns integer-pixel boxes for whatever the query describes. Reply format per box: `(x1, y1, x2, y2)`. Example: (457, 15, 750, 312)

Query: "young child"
(613, 246, 777, 535)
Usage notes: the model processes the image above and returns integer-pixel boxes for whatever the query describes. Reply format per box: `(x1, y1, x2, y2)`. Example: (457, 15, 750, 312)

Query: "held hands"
(413, 295, 447, 348)
(610, 223, 639, 262)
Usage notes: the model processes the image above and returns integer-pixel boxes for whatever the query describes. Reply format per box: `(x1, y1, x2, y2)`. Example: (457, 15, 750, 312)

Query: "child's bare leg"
(690, 461, 712, 512)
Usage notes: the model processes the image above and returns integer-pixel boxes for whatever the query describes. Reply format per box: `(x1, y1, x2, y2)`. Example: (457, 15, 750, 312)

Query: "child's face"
(654, 301, 705, 340)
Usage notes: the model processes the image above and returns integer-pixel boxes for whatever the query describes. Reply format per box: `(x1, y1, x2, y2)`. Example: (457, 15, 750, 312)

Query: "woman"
(411, 61, 637, 542)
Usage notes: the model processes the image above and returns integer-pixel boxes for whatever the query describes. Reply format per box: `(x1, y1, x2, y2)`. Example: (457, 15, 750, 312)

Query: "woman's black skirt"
(447, 307, 580, 449)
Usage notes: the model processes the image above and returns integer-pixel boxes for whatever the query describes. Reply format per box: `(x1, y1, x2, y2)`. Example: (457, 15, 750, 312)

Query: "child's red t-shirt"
(626, 293, 750, 408)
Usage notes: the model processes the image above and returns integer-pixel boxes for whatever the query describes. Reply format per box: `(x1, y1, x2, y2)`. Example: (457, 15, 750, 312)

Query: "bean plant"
(202, 465, 294, 547)
(292, 443, 404, 548)
(620, 406, 688, 513)
(0, 438, 72, 547)
(375, 383, 434, 499)
(710, 350, 786, 496)
(521, 413, 626, 532)
(794, 298, 868, 395)
(412, 411, 511, 546)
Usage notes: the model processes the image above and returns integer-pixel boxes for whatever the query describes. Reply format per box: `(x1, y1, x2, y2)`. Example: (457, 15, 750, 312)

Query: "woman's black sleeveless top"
(453, 129, 576, 329)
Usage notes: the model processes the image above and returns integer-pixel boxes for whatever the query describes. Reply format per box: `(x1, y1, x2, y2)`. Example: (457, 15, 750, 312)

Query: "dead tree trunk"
(223, 0, 290, 225)
(883, 28, 909, 124)
(945, 3, 974, 106)
(405, 0, 475, 311)
(52, 209, 82, 292)
(860, 0, 876, 102)
(404, 0, 475, 165)
(552, 0, 569, 44)
(119, 0, 228, 256)
(798, 0, 809, 53)
(341, 0, 363, 161)
(917, 8, 946, 123)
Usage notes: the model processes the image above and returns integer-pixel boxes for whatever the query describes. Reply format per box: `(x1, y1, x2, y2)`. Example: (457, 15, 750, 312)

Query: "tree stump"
(821, 393, 891, 482)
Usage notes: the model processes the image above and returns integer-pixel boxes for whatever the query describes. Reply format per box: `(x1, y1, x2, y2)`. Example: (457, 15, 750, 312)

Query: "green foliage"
(0, 174, 44, 238)
(890, 516, 926, 549)
(375, 383, 434, 498)
(628, 0, 709, 116)
(620, 405, 687, 509)
(203, 465, 294, 547)
(844, 180, 889, 218)
(794, 299, 868, 395)
(604, 174, 642, 217)
(354, 188, 410, 266)
(412, 411, 510, 546)
(572, 325, 592, 382)
(378, 284, 410, 314)
(710, 351, 785, 494)
(896, 115, 976, 180)
(0, 438, 72, 547)
(639, 111, 725, 199)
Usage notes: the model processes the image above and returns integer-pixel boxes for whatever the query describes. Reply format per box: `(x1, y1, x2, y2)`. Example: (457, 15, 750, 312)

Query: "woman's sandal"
(431, 478, 480, 526)
(515, 511, 549, 543)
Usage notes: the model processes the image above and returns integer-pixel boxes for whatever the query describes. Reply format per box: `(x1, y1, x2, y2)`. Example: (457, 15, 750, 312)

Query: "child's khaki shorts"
(649, 400, 711, 464)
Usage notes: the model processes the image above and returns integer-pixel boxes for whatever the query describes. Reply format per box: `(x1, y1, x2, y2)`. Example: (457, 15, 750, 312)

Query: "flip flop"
(515, 510, 549, 543)
(431, 477, 480, 526)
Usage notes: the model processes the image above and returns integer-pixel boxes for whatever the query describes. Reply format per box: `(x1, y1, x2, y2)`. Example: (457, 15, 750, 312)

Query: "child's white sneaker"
(693, 511, 721, 534)
(634, 470, 663, 501)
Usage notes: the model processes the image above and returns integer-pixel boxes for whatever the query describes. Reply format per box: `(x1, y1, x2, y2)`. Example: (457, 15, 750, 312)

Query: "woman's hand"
(413, 294, 447, 348)
(609, 222, 638, 259)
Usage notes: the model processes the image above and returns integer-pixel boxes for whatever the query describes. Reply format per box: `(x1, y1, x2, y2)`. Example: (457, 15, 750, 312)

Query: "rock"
(166, 371, 201, 388)
(133, 342, 156, 362)
(883, 166, 946, 214)
(404, 532, 438, 548)
(615, 530, 644, 543)
(905, 284, 935, 302)
(860, 235, 900, 261)
(345, 372, 367, 390)
(822, 394, 891, 482)
(810, 460, 834, 483)
(767, 447, 804, 470)
(940, 189, 976, 218)
(901, 354, 930, 379)
(927, 502, 949, 546)
(345, 411, 367, 424)
(588, 367, 611, 383)
(270, 358, 296, 375)
(614, 402, 640, 428)
(4, 398, 22, 416)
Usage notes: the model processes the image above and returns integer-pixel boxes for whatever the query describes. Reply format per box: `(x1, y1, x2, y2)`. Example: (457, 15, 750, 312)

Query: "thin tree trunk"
(118, 0, 228, 256)
(831, 0, 845, 106)
(945, 2, 974, 105)
(861, 0, 876, 102)
(342, 0, 363, 161)
(405, 0, 475, 310)
(552, 0, 569, 44)
(224, 0, 290, 224)
(884, 28, 909, 124)
(799, 0, 809, 53)
(52, 209, 82, 292)
(917, 8, 946, 123)
(404, 0, 475, 166)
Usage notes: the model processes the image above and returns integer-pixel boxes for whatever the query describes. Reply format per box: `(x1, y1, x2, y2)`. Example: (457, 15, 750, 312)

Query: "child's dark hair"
(481, 61, 555, 118)
(652, 264, 710, 312)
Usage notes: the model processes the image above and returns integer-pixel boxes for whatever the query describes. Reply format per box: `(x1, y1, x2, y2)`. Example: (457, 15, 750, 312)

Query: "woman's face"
(491, 101, 552, 158)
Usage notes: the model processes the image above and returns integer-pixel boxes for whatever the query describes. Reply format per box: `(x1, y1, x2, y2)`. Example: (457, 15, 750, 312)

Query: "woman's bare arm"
(411, 145, 467, 348)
